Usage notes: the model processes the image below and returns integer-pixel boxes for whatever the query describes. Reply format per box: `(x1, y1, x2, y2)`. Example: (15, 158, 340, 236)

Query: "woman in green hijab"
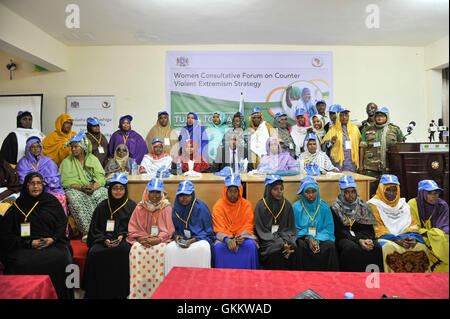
(59, 132, 108, 241)
(206, 111, 229, 162)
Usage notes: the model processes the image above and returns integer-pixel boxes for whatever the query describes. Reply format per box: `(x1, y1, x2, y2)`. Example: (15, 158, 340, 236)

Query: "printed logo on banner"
(312, 57, 323, 68)
(102, 101, 111, 108)
(70, 101, 80, 108)
(176, 57, 189, 67)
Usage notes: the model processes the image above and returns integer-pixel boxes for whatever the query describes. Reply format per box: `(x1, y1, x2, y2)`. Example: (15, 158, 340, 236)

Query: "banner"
(166, 51, 333, 129)
(66, 95, 115, 139)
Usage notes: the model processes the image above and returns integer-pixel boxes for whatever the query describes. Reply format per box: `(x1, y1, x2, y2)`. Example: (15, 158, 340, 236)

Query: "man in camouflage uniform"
(359, 107, 403, 196)
(359, 102, 378, 133)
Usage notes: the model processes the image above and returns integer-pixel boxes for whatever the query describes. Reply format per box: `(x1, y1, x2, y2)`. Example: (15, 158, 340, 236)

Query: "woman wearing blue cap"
(139, 139, 173, 176)
(178, 112, 209, 162)
(86, 117, 109, 168)
(59, 132, 108, 241)
(367, 175, 430, 272)
(83, 173, 136, 299)
(248, 108, 278, 168)
(408, 180, 449, 272)
(331, 175, 383, 272)
(254, 175, 299, 270)
(273, 112, 296, 159)
(293, 177, 339, 271)
(127, 178, 175, 298)
(298, 133, 339, 175)
(212, 174, 259, 269)
(108, 115, 149, 165)
(359, 107, 404, 196)
(165, 181, 215, 274)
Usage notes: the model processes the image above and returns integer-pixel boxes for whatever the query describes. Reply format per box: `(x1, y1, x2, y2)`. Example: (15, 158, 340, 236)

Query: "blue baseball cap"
(297, 176, 318, 194)
(315, 100, 326, 105)
(110, 173, 128, 185)
(214, 166, 233, 177)
(339, 175, 357, 190)
(380, 174, 400, 185)
(274, 112, 287, 118)
(87, 117, 100, 126)
(119, 115, 133, 123)
(375, 107, 389, 115)
(147, 178, 164, 192)
(156, 168, 172, 178)
(69, 131, 86, 143)
(329, 104, 342, 113)
(339, 106, 350, 113)
(295, 108, 306, 117)
(305, 133, 317, 143)
(264, 174, 283, 187)
(26, 136, 41, 144)
(18, 110, 31, 117)
(225, 174, 241, 187)
(418, 180, 443, 192)
(251, 107, 261, 115)
(304, 163, 321, 176)
(152, 138, 163, 144)
(176, 181, 195, 196)
(158, 111, 169, 117)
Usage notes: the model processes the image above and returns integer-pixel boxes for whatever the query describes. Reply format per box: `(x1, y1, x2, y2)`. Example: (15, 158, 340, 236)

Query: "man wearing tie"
(211, 130, 254, 173)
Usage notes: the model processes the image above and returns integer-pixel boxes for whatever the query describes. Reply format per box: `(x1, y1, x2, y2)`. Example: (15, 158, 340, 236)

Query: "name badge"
(106, 219, 115, 232)
(289, 143, 294, 150)
(98, 146, 105, 154)
(151, 225, 159, 236)
(271, 224, 279, 234)
(373, 141, 381, 147)
(349, 229, 355, 237)
(21, 223, 31, 237)
(345, 140, 352, 150)
(308, 227, 316, 237)
(184, 228, 191, 239)
(164, 138, 170, 146)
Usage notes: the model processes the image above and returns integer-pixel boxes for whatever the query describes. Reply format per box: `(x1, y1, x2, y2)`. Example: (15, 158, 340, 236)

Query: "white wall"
(0, 43, 435, 142)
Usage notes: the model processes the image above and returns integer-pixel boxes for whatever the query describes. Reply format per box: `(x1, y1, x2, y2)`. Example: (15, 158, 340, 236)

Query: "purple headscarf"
(258, 137, 297, 171)
(416, 189, 449, 234)
(16, 136, 64, 194)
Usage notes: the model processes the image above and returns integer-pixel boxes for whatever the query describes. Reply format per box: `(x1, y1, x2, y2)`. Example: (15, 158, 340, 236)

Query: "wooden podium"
(387, 143, 449, 203)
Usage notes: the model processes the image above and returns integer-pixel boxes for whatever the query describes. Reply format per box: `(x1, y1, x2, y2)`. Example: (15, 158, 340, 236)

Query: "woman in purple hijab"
(16, 136, 68, 219)
(108, 115, 149, 165)
(408, 180, 449, 272)
(258, 137, 297, 171)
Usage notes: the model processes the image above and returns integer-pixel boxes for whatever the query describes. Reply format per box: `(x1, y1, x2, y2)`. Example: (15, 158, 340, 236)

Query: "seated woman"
(171, 140, 210, 174)
(257, 137, 297, 172)
(126, 178, 175, 299)
(105, 144, 134, 181)
(298, 133, 339, 175)
(368, 175, 430, 273)
(83, 173, 137, 299)
(0, 172, 73, 299)
(165, 181, 215, 275)
(108, 115, 148, 165)
(0, 155, 21, 215)
(408, 180, 449, 272)
(59, 132, 108, 240)
(254, 175, 298, 270)
(331, 175, 383, 272)
(212, 174, 259, 269)
(16, 136, 68, 218)
(293, 177, 339, 271)
(139, 139, 173, 176)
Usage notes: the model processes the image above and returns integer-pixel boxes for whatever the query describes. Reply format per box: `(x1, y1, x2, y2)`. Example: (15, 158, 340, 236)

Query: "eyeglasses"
(117, 148, 127, 152)
(28, 181, 43, 186)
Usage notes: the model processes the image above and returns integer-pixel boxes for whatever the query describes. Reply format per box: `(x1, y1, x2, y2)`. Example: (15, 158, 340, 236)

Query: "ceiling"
(1, 0, 449, 46)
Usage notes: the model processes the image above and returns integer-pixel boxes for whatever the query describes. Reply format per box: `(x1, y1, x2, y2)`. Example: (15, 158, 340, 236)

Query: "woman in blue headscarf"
(293, 177, 339, 271)
(164, 181, 215, 274)
(178, 112, 209, 162)
(206, 111, 229, 162)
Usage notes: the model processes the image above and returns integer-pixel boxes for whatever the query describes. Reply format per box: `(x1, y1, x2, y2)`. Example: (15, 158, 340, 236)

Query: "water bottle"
(131, 159, 138, 175)
(177, 158, 182, 176)
(296, 158, 301, 174)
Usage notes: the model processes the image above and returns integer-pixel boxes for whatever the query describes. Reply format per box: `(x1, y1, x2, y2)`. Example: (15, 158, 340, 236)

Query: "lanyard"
(278, 129, 292, 144)
(301, 199, 322, 227)
(304, 153, 317, 167)
(14, 201, 39, 222)
(421, 209, 435, 228)
(262, 198, 285, 224)
(175, 198, 197, 228)
(122, 133, 130, 145)
(30, 159, 41, 172)
(150, 201, 167, 225)
(344, 215, 357, 229)
(157, 124, 171, 138)
(107, 198, 129, 219)
(88, 132, 103, 146)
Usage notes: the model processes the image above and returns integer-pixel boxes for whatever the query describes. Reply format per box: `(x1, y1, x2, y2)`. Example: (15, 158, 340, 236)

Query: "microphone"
(406, 121, 416, 134)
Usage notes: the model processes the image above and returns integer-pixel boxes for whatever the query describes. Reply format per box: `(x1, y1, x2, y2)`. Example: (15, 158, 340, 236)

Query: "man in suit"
(211, 130, 254, 173)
